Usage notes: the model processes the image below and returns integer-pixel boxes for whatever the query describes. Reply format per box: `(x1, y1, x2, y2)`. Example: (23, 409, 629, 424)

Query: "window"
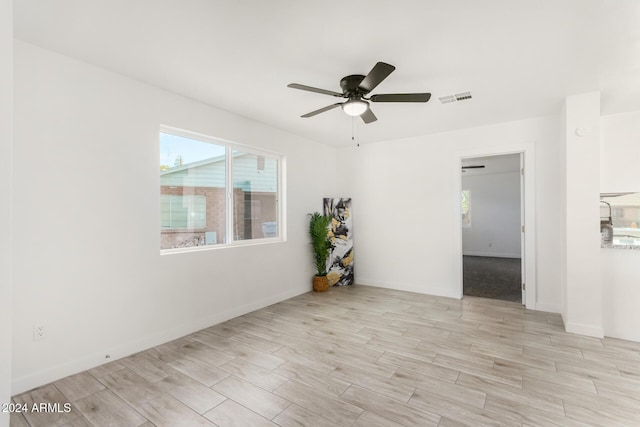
(160, 128, 283, 252)
(461, 190, 471, 228)
(600, 192, 640, 246)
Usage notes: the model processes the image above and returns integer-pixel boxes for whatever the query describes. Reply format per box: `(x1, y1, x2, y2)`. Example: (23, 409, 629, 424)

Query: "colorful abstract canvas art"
(324, 198, 354, 286)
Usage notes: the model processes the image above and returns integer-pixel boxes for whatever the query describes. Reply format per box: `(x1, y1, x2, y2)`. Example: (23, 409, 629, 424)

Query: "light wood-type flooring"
(10, 285, 640, 426)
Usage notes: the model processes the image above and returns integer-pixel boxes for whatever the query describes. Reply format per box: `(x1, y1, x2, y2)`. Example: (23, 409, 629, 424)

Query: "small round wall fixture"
(575, 127, 591, 137)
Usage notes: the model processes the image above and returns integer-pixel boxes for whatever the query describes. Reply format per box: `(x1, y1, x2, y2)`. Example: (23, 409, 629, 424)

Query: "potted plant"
(308, 212, 333, 292)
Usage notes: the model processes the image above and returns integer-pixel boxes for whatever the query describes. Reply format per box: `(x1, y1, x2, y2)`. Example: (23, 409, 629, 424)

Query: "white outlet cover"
(33, 324, 45, 341)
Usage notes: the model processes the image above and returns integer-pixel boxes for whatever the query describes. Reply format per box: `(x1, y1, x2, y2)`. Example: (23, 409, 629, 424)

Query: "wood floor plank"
(98, 368, 164, 408)
(341, 385, 440, 427)
(272, 404, 337, 427)
(155, 372, 227, 414)
(274, 380, 362, 426)
(8, 412, 30, 427)
(87, 360, 126, 379)
(204, 399, 277, 427)
(230, 331, 282, 353)
(408, 388, 505, 427)
(351, 411, 407, 427)
(57, 415, 95, 427)
(119, 351, 173, 383)
(522, 370, 597, 395)
(564, 399, 640, 426)
(482, 394, 586, 427)
(392, 363, 460, 384)
(52, 371, 105, 402)
(455, 372, 565, 416)
(187, 345, 236, 367)
(74, 389, 147, 427)
(274, 361, 351, 397)
(330, 363, 416, 403)
(213, 375, 290, 420)
(167, 355, 230, 387)
(323, 351, 398, 379)
(218, 358, 288, 391)
(432, 354, 522, 389)
(147, 337, 212, 363)
(411, 376, 487, 409)
(271, 345, 336, 374)
(135, 394, 214, 426)
(221, 342, 286, 370)
(190, 330, 239, 351)
(616, 359, 640, 380)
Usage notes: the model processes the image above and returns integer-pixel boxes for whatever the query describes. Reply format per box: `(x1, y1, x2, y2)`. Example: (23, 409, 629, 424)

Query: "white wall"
(600, 111, 640, 193)
(602, 250, 640, 342)
(336, 115, 562, 311)
(11, 41, 337, 394)
(1, 0, 13, 424)
(462, 170, 521, 258)
(600, 110, 640, 342)
(562, 92, 603, 338)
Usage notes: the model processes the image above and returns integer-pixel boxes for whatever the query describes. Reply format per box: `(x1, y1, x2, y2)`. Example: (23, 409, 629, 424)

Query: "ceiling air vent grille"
(439, 91, 473, 104)
(438, 95, 456, 104)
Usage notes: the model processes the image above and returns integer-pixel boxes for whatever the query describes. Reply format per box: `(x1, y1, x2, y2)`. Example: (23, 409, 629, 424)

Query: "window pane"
(232, 150, 278, 240)
(161, 195, 206, 229)
(160, 132, 226, 249)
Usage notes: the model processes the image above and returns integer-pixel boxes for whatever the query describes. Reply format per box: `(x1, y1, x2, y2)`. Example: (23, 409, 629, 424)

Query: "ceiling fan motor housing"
(340, 75, 367, 96)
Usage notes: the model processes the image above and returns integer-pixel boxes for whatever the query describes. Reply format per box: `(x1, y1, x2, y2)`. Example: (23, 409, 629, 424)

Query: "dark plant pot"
(312, 275, 330, 292)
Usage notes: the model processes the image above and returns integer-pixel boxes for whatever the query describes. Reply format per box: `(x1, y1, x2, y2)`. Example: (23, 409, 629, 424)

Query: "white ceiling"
(13, 0, 640, 147)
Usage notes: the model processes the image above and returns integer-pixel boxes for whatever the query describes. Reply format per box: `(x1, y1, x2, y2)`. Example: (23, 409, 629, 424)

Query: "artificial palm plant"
(308, 212, 333, 291)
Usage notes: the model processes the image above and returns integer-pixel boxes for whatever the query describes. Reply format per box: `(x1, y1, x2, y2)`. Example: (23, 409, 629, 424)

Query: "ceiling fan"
(287, 62, 431, 124)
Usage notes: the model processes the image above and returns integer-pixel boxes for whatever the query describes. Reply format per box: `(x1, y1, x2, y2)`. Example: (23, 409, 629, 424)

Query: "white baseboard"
(463, 251, 521, 258)
(11, 286, 309, 395)
(534, 302, 561, 314)
(603, 328, 640, 343)
(357, 279, 461, 299)
(564, 321, 604, 338)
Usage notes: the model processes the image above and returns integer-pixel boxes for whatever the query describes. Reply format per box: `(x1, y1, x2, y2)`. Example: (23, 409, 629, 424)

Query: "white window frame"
(160, 126, 286, 254)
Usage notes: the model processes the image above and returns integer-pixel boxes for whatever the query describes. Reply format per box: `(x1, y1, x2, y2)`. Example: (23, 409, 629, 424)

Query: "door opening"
(460, 153, 525, 304)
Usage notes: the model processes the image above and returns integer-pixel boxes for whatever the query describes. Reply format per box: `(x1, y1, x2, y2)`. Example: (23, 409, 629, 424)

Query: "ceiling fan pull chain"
(352, 116, 355, 141)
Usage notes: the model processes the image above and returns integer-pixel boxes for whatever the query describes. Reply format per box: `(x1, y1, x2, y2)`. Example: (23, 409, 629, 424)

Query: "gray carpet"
(463, 256, 522, 302)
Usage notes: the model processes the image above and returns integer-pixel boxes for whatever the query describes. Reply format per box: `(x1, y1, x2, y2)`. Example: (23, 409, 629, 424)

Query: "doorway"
(460, 153, 524, 304)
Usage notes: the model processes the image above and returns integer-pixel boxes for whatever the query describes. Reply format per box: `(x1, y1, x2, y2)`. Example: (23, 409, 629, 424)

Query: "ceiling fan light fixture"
(342, 99, 368, 116)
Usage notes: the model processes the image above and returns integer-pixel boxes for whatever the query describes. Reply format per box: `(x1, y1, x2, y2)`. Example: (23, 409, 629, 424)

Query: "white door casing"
(453, 142, 536, 310)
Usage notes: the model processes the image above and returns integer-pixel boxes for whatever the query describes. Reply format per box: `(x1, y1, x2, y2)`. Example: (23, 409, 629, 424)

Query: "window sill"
(160, 236, 285, 255)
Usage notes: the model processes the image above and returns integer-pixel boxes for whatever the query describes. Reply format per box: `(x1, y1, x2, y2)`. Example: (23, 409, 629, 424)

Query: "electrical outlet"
(33, 324, 45, 341)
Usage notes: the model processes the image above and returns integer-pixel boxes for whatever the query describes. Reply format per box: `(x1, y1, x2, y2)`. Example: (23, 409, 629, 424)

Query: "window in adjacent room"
(461, 190, 471, 228)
